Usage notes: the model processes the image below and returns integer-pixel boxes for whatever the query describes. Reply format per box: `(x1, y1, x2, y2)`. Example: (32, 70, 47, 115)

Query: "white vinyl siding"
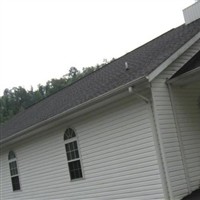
(172, 83, 200, 192)
(0, 94, 165, 200)
(151, 39, 200, 200)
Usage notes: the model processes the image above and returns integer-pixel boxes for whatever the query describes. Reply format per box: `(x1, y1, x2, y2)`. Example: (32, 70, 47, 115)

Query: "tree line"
(0, 60, 114, 124)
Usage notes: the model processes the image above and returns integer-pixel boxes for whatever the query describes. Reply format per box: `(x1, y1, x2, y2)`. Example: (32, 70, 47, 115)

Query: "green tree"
(0, 59, 115, 124)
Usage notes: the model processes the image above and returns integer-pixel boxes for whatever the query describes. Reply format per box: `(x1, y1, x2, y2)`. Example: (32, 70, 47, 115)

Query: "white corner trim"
(146, 102, 170, 200)
(148, 31, 200, 82)
(150, 83, 174, 200)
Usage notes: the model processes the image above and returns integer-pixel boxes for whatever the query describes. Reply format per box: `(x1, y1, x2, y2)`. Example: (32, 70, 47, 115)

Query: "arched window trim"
(64, 128, 84, 181)
(8, 151, 16, 160)
(64, 127, 76, 141)
(8, 151, 21, 191)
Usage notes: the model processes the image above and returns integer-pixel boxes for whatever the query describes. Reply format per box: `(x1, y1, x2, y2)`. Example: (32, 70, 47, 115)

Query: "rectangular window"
(8, 151, 21, 191)
(11, 176, 21, 191)
(68, 160, 83, 180)
(64, 128, 83, 180)
(65, 141, 79, 161)
(9, 161, 18, 176)
(65, 141, 83, 180)
(9, 161, 21, 191)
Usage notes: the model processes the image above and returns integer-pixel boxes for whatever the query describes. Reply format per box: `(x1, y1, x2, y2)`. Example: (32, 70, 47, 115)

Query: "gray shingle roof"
(1, 19, 200, 141)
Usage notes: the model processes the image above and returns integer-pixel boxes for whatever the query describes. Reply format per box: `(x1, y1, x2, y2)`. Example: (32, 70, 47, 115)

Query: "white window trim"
(64, 128, 84, 181)
(8, 151, 22, 192)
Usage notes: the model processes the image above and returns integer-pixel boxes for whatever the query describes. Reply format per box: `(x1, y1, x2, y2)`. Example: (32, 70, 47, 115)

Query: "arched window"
(64, 128, 83, 180)
(8, 151, 21, 191)
(64, 128, 76, 140)
(8, 151, 16, 160)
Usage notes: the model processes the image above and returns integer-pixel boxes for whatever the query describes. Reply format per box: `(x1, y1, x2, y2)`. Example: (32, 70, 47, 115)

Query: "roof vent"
(183, 1, 200, 24)
(125, 62, 129, 70)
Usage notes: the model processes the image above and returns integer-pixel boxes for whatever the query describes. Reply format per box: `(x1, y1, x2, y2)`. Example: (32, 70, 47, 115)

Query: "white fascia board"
(147, 31, 200, 82)
(0, 76, 148, 145)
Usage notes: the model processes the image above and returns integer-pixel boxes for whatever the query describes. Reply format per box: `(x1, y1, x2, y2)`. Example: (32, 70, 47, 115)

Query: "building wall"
(151, 39, 200, 200)
(172, 82, 200, 192)
(0, 147, 3, 200)
(183, 1, 200, 24)
(0, 94, 165, 200)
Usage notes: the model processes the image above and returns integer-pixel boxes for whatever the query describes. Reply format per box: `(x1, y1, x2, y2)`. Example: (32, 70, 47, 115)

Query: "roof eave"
(0, 76, 148, 145)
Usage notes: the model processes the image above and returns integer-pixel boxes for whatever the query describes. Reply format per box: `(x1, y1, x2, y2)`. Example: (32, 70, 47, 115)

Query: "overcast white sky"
(0, 0, 195, 96)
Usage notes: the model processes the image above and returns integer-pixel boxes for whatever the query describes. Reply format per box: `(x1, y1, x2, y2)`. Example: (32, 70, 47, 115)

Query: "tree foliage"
(0, 59, 114, 124)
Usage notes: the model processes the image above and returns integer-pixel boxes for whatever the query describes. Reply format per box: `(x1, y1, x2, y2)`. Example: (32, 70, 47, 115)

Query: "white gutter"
(0, 76, 148, 144)
(148, 32, 200, 82)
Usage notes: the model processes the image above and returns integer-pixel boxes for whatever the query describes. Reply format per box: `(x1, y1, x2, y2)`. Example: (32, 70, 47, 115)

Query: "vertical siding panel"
(0, 95, 165, 200)
(151, 39, 200, 200)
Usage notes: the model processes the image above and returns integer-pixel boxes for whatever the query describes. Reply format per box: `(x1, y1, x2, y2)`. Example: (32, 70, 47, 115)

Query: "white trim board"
(147, 32, 200, 82)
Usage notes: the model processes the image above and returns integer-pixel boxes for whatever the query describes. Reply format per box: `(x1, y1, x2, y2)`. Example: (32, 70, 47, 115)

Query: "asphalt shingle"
(1, 19, 200, 141)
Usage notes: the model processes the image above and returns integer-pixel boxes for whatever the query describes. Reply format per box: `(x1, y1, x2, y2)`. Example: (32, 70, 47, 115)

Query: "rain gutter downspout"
(149, 82, 173, 200)
(129, 80, 170, 200)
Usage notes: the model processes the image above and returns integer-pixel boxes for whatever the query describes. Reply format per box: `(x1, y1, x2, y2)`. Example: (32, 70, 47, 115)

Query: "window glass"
(64, 128, 83, 180)
(8, 151, 16, 160)
(9, 161, 18, 176)
(8, 151, 21, 191)
(64, 128, 76, 140)
(68, 160, 83, 180)
(65, 141, 79, 161)
(11, 176, 21, 191)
